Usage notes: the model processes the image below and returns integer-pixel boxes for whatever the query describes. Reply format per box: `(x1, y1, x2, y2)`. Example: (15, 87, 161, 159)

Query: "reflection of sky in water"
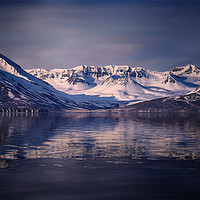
(0, 112, 200, 160)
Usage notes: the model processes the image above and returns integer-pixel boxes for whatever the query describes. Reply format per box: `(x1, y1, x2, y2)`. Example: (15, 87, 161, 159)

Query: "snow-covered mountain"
(2, 53, 200, 112)
(27, 64, 200, 102)
(0, 54, 120, 111)
(0, 53, 78, 111)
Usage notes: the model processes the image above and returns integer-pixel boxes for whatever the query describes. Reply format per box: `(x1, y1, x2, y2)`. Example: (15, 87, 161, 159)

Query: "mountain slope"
(0, 53, 78, 110)
(0, 54, 123, 110)
(2, 53, 200, 112)
(27, 64, 200, 102)
(118, 87, 200, 112)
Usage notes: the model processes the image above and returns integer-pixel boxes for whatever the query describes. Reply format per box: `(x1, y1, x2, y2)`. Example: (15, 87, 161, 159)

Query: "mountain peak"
(171, 64, 200, 75)
(0, 53, 23, 76)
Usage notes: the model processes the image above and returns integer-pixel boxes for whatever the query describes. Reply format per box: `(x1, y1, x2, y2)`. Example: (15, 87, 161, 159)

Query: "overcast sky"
(1, 0, 200, 71)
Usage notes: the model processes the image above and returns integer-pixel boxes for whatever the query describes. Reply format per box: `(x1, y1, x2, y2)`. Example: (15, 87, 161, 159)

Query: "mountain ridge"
(0, 53, 77, 111)
(117, 92, 200, 113)
(27, 64, 200, 101)
(1, 53, 200, 112)
(117, 84, 200, 113)
(0, 54, 121, 111)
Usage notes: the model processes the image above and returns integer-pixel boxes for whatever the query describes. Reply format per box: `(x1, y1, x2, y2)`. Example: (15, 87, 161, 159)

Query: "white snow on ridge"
(0, 53, 76, 107)
(8, 90, 15, 99)
(27, 64, 200, 102)
(1, 51, 200, 110)
(0, 54, 123, 109)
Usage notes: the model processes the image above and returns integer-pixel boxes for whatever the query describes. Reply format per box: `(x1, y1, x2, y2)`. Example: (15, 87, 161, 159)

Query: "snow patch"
(8, 91, 15, 99)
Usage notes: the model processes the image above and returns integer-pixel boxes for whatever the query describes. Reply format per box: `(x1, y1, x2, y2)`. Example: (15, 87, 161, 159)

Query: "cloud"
(0, 0, 200, 71)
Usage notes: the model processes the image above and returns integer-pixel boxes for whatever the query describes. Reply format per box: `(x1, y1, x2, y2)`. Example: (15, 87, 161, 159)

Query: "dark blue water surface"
(0, 112, 200, 200)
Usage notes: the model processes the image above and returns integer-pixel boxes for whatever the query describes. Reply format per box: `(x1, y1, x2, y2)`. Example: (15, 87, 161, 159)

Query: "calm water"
(0, 112, 200, 199)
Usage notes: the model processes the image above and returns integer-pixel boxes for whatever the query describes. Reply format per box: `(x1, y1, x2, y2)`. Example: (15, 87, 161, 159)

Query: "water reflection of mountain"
(0, 112, 200, 161)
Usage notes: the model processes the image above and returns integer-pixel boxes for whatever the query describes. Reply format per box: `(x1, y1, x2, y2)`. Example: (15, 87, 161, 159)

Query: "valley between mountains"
(1, 53, 200, 112)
